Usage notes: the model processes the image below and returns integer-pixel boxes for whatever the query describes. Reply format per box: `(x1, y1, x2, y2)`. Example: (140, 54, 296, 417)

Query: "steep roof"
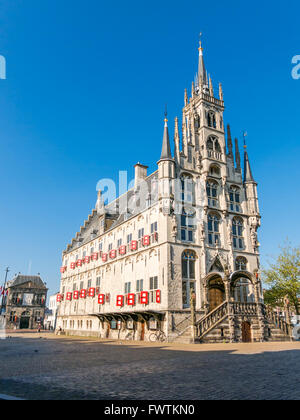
(7, 275, 47, 289)
(65, 170, 159, 254)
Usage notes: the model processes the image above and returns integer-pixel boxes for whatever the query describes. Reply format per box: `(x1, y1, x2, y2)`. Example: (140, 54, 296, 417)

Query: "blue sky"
(0, 0, 299, 296)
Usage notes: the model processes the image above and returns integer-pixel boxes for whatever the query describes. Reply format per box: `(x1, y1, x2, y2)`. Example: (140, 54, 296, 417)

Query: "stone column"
(254, 272, 265, 342)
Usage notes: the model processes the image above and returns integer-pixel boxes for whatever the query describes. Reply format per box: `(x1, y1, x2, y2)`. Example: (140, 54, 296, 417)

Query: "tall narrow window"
(208, 213, 221, 246)
(232, 217, 244, 249)
(181, 211, 195, 243)
(229, 186, 241, 212)
(182, 251, 196, 308)
(206, 180, 219, 207)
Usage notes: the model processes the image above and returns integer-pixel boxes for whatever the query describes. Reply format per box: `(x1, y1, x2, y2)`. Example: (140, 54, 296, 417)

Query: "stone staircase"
(263, 307, 292, 342)
(170, 302, 292, 344)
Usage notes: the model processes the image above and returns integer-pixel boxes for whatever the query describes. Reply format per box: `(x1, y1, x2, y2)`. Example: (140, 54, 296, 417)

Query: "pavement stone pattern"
(0, 332, 299, 400)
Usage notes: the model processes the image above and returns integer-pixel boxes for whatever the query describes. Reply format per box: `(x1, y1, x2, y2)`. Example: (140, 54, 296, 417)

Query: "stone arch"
(230, 271, 256, 303)
(205, 273, 226, 311)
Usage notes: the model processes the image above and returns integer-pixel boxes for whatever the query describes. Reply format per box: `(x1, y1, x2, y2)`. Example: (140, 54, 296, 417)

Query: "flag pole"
(1, 267, 10, 313)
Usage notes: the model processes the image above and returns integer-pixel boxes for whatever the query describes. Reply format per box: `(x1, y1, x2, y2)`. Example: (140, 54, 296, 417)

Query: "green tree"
(263, 244, 300, 315)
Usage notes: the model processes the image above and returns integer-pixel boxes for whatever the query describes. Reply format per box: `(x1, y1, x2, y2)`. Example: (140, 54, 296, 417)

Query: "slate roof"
(7, 275, 47, 289)
(65, 170, 159, 254)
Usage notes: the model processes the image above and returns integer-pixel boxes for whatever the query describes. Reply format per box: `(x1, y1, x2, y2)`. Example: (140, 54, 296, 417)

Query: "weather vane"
(243, 131, 248, 148)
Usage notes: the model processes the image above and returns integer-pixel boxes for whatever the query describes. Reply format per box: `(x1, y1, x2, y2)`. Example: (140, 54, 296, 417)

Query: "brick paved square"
(0, 332, 299, 400)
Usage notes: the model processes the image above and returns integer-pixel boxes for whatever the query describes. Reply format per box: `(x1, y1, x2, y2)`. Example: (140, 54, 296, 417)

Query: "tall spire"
(198, 34, 208, 88)
(243, 132, 255, 182)
(159, 110, 172, 161)
(227, 124, 233, 158)
(235, 138, 241, 171)
(174, 117, 180, 163)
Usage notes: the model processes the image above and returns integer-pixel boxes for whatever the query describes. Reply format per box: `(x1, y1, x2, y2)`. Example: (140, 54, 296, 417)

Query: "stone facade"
(56, 40, 290, 343)
(5, 275, 47, 330)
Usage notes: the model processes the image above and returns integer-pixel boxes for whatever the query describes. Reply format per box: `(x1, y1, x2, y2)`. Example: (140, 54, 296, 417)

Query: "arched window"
(208, 112, 216, 129)
(182, 250, 196, 308)
(207, 136, 222, 161)
(181, 210, 195, 243)
(209, 164, 221, 177)
(229, 186, 241, 213)
(232, 217, 244, 249)
(235, 257, 248, 271)
(234, 278, 255, 303)
(208, 213, 221, 246)
(206, 180, 219, 207)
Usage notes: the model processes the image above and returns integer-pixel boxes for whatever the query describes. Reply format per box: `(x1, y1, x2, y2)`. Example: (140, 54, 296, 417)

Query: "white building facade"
(57, 41, 290, 343)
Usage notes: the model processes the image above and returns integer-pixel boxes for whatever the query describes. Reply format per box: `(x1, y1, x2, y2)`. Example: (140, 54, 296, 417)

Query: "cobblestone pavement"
(0, 333, 299, 400)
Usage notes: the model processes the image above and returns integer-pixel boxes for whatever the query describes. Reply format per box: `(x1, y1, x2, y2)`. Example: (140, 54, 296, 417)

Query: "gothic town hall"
(57, 41, 290, 343)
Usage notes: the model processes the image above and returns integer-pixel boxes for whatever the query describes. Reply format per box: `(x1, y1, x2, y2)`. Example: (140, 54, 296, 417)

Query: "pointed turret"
(235, 138, 241, 171)
(227, 124, 234, 159)
(174, 117, 180, 164)
(159, 113, 172, 161)
(243, 134, 255, 183)
(219, 83, 223, 101)
(198, 38, 208, 88)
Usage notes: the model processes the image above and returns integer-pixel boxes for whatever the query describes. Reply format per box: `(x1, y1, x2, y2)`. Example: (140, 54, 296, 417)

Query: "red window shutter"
(89, 288, 95, 298)
(70, 263, 76, 270)
(77, 259, 83, 267)
(156, 290, 161, 304)
(80, 289, 87, 299)
(110, 250, 117, 259)
(140, 291, 149, 305)
(66, 292, 72, 301)
(56, 294, 62, 303)
(143, 235, 150, 246)
(73, 291, 79, 300)
(106, 293, 110, 303)
(91, 253, 99, 261)
(84, 256, 90, 264)
(98, 294, 105, 305)
(131, 240, 138, 251)
(102, 253, 108, 262)
(116, 295, 124, 307)
(127, 293, 135, 306)
(60, 267, 64, 274)
(119, 245, 127, 255)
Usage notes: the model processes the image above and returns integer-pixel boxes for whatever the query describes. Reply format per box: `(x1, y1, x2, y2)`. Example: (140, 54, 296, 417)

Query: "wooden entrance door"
(140, 321, 145, 341)
(242, 322, 252, 343)
(208, 288, 224, 312)
(106, 322, 110, 338)
(20, 317, 30, 329)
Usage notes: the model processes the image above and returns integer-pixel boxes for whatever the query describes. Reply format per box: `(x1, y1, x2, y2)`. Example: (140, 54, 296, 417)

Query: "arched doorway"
(242, 321, 252, 343)
(207, 276, 225, 312)
(20, 311, 30, 329)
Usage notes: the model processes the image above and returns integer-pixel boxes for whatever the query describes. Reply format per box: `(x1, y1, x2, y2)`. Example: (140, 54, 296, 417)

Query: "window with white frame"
(136, 279, 144, 292)
(125, 282, 131, 294)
